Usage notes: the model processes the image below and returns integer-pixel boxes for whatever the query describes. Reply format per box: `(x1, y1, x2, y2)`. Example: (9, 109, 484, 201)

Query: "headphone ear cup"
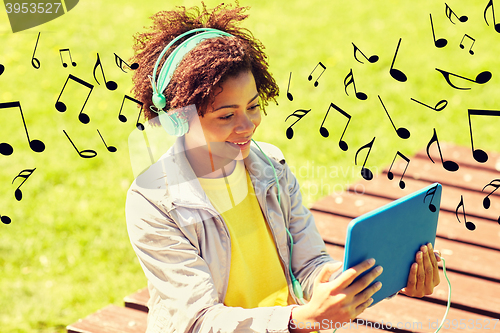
(158, 111, 189, 137)
(177, 114, 190, 136)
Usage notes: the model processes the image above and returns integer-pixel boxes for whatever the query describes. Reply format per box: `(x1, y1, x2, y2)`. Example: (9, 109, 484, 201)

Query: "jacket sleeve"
(282, 162, 343, 301)
(126, 185, 299, 333)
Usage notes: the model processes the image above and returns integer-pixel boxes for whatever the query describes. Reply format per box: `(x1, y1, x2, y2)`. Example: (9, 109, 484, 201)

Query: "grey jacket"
(126, 138, 339, 333)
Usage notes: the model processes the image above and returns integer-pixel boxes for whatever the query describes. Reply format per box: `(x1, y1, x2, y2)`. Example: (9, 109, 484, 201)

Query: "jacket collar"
(161, 137, 284, 210)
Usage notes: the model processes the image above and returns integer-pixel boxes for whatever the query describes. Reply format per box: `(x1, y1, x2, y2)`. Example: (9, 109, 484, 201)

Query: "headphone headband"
(150, 28, 233, 111)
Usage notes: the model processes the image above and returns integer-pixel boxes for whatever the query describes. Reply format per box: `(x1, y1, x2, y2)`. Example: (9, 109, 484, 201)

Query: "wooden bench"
(67, 143, 500, 333)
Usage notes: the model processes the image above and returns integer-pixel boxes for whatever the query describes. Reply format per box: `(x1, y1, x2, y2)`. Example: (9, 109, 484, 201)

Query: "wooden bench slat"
(434, 237, 500, 281)
(381, 156, 500, 221)
(361, 293, 498, 333)
(416, 142, 500, 173)
(425, 270, 500, 319)
(385, 150, 500, 190)
(66, 305, 147, 333)
(313, 191, 500, 250)
(124, 288, 149, 313)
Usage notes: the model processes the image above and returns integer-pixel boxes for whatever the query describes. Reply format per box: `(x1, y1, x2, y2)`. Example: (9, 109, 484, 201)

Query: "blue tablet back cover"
(342, 183, 442, 305)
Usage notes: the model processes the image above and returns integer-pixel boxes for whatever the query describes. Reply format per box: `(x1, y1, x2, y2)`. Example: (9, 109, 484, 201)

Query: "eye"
(249, 104, 260, 111)
(219, 114, 233, 120)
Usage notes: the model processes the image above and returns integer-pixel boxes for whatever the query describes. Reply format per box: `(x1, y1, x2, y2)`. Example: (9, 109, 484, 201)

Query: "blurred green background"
(1, 0, 499, 331)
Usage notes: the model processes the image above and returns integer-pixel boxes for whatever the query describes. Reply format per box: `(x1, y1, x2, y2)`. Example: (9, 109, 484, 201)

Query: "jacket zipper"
(260, 182, 301, 305)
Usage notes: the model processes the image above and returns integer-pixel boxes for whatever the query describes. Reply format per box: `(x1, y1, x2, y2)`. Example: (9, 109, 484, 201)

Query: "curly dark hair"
(130, 2, 279, 124)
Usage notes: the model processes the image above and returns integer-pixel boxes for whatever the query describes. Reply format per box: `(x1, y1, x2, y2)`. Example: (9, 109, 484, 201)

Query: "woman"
(125, 3, 441, 332)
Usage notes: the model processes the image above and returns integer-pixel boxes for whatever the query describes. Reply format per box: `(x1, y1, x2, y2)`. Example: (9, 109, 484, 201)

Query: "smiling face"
(184, 70, 261, 178)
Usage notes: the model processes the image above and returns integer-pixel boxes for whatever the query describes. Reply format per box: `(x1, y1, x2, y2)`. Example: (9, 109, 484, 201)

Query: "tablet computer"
(342, 182, 442, 305)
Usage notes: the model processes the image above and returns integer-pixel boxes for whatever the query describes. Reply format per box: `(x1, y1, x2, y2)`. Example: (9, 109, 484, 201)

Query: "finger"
(354, 296, 374, 317)
(404, 262, 417, 294)
(421, 245, 434, 294)
(315, 262, 343, 284)
(421, 245, 433, 289)
(353, 280, 382, 305)
(334, 258, 376, 289)
(427, 243, 438, 264)
(432, 244, 442, 262)
(347, 265, 383, 295)
(416, 250, 425, 295)
(428, 244, 441, 285)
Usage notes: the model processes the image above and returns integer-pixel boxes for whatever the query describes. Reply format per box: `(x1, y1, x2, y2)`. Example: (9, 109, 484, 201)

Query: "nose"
(234, 112, 255, 134)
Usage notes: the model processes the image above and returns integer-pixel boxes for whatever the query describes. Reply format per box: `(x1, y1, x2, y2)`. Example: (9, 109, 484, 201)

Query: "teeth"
(233, 140, 249, 145)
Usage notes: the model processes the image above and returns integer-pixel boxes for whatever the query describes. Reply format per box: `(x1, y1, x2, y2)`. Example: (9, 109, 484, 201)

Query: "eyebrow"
(212, 93, 260, 112)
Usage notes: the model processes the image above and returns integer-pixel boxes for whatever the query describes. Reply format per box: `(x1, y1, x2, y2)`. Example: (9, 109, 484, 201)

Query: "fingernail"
(417, 251, 423, 260)
(368, 298, 374, 305)
(428, 243, 433, 250)
(375, 281, 382, 288)
(423, 246, 428, 253)
(367, 258, 375, 265)
(375, 266, 383, 273)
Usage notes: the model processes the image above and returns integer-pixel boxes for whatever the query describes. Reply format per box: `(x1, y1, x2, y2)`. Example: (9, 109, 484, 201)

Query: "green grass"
(1, 0, 499, 331)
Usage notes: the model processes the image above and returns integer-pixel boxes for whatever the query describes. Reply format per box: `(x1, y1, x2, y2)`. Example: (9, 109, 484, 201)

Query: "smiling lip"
(227, 138, 251, 149)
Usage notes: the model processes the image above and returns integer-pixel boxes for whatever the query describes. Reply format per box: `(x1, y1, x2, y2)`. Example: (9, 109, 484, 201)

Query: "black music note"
(55, 74, 94, 124)
(456, 195, 476, 231)
(59, 48, 76, 67)
(118, 95, 145, 131)
(390, 38, 407, 82)
(352, 43, 379, 64)
(12, 168, 36, 201)
(0, 64, 4, 76)
(0, 101, 45, 155)
(285, 109, 311, 139)
(344, 69, 367, 100)
(63, 130, 97, 158)
(460, 34, 475, 55)
(445, 3, 468, 24)
(1, 214, 11, 225)
(467, 109, 500, 163)
(484, 0, 500, 33)
(319, 103, 351, 151)
(410, 98, 448, 112)
(31, 32, 41, 69)
(286, 72, 293, 101)
(430, 14, 448, 48)
(93, 53, 118, 91)
(378, 95, 410, 139)
(387, 151, 410, 189)
(308, 62, 326, 87)
(355, 137, 376, 181)
(424, 184, 438, 212)
(114, 53, 139, 73)
(426, 128, 459, 172)
(435, 68, 491, 90)
(482, 179, 500, 209)
(97, 129, 117, 153)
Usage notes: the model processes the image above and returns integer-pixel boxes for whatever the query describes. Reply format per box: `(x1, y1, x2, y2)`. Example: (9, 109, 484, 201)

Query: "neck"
(184, 142, 239, 179)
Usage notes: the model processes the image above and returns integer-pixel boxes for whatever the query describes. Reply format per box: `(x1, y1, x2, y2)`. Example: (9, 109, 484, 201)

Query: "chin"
(240, 148, 251, 160)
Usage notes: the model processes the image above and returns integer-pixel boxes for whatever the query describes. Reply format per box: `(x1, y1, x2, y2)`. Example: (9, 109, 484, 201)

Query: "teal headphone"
(149, 28, 233, 137)
(151, 28, 305, 303)
(253, 139, 305, 304)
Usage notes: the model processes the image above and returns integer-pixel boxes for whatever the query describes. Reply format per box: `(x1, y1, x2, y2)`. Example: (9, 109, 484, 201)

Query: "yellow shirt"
(198, 160, 292, 308)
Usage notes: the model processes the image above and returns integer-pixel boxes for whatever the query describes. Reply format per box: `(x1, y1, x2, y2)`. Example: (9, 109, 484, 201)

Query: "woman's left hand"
(400, 243, 441, 297)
